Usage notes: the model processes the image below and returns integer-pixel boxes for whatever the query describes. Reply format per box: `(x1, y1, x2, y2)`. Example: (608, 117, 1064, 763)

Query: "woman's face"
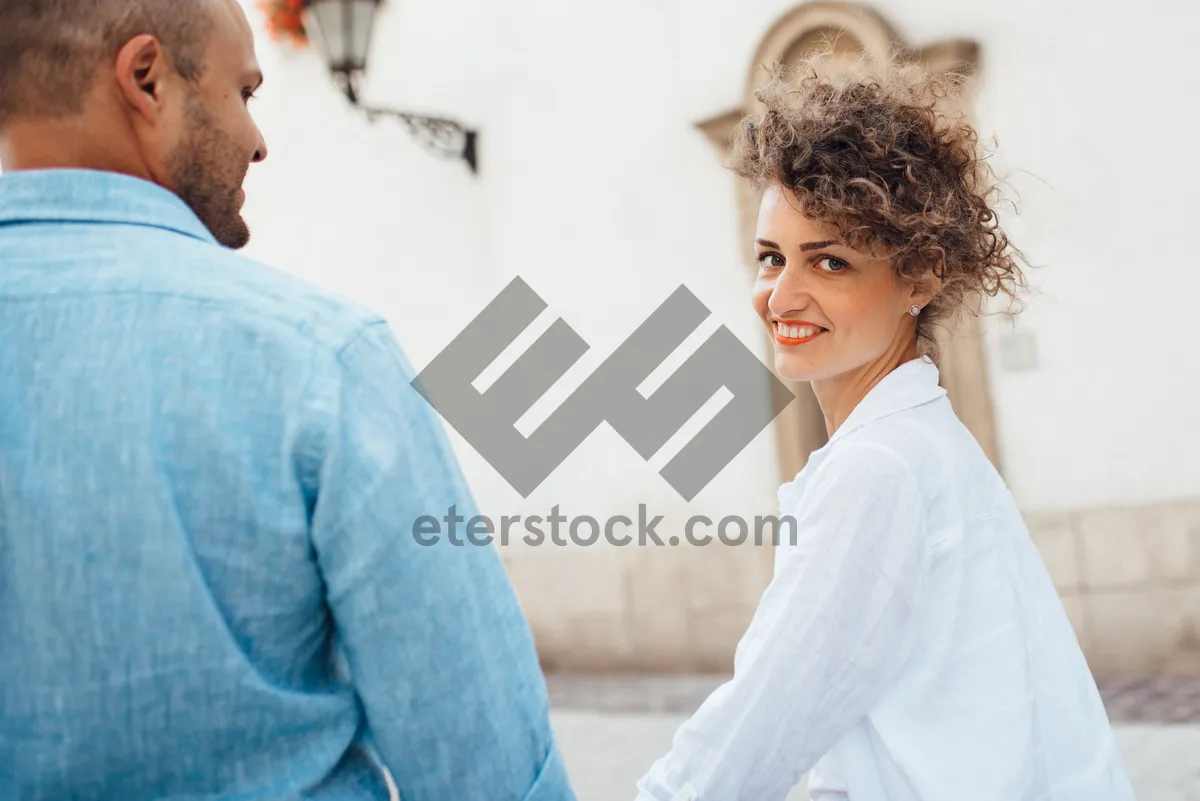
(752, 185, 926, 383)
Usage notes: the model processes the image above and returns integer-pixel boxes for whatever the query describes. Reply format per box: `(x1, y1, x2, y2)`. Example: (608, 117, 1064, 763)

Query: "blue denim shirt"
(0, 169, 574, 801)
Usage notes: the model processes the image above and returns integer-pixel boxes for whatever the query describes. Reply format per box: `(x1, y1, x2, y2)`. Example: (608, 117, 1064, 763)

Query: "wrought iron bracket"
(337, 72, 478, 175)
(360, 106, 478, 175)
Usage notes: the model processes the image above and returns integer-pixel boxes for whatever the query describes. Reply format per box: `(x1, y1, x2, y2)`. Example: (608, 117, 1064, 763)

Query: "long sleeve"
(308, 321, 575, 801)
(635, 441, 929, 801)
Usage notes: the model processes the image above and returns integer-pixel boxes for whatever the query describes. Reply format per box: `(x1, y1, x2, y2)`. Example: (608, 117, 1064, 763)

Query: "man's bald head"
(0, 0, 217, 128)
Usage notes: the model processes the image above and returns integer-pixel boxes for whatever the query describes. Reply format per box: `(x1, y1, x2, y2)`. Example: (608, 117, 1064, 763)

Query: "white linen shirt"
(635, 357, 1134, 801)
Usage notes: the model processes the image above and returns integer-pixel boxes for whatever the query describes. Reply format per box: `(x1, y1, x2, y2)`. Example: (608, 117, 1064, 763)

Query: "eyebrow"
(755, 238, 840, 251)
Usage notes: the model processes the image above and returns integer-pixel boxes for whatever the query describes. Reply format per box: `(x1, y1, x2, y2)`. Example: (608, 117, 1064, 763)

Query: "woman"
(635, 55, 1134, 801)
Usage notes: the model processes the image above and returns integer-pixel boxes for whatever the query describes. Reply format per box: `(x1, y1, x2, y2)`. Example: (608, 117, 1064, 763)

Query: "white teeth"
(778, 323, 819, 339)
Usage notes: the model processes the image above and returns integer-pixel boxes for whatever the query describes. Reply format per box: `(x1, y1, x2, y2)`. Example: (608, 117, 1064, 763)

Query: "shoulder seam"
(332, 318, 390, 363)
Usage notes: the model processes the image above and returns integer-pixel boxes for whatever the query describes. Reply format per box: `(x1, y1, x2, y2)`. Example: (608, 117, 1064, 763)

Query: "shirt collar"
(778, 356, 946, 509)
(0, 168, 216, 245)
(827, 355, 946, 446)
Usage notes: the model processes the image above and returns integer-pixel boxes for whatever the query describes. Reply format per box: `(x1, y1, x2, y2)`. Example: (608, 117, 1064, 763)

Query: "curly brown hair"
(731, 52, 1026, 356)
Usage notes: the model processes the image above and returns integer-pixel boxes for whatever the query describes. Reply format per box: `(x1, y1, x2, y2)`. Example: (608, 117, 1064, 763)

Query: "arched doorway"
(696, 2, 1001, 485)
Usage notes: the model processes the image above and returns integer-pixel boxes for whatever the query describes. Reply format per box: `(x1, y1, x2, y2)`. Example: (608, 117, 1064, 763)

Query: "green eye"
(817, 256, 847, 272)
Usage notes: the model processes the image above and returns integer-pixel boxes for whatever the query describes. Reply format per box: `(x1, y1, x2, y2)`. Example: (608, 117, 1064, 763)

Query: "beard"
(167, 98, 252, 250)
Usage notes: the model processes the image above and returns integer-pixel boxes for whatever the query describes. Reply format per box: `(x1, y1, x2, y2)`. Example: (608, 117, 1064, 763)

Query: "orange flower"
(258, 0, 308, 47)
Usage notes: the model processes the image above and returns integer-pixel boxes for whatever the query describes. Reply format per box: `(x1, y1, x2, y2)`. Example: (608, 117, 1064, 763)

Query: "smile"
(773, 320, 826, 345)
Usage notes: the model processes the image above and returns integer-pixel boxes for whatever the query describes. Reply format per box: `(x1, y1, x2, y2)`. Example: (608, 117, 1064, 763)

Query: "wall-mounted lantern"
(303, 0, 478, 174)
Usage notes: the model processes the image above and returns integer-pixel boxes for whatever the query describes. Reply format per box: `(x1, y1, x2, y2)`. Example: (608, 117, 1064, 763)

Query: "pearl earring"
(909, 305, 922, 317)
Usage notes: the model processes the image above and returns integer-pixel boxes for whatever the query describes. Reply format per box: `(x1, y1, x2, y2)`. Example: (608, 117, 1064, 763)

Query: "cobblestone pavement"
(547, 675, 1200, 800)
(1099, 677, 1200, 724)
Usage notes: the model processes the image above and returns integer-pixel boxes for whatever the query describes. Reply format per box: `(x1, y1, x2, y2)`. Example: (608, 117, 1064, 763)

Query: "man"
(0, 2, 574, 799)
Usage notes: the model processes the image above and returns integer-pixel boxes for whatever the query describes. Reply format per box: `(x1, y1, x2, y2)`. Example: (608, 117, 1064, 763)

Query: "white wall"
(239, 0, 1200, 521)
(239, 0, 781, 544)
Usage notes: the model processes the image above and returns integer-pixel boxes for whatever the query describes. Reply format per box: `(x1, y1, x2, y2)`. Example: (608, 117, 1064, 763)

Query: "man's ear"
(113, 35, 170, 122)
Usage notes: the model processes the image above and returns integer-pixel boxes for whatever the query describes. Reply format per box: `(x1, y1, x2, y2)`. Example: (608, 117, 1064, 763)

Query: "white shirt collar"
(827, 356, 946, 447)
(778, 357, 946, 509)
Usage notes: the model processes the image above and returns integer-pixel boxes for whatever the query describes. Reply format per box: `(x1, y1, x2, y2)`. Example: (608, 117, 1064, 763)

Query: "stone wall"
(505, 499, 1200, 678)
(1027, 501, 1200, 677)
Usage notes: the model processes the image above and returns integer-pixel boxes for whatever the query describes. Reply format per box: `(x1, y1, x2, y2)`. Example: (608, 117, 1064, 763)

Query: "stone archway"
(696, 2, 1001, 484)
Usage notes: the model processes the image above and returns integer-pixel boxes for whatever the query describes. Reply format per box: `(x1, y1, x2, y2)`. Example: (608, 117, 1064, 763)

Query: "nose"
(252, 129, 268, 163)
(766, 261, 815, 317)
